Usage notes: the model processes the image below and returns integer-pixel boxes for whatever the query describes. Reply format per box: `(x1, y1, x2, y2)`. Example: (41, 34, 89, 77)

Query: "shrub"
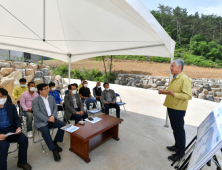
(54, 66, 116, 83)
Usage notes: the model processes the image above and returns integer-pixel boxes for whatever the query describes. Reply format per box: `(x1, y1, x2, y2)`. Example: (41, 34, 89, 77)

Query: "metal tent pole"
(164, 56, 174, 128)
(68, 54, 71, 84)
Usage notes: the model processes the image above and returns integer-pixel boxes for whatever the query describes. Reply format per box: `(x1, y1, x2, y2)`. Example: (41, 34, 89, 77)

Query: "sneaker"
(166, 145, 177, 152)
(27, 131, 33, 138)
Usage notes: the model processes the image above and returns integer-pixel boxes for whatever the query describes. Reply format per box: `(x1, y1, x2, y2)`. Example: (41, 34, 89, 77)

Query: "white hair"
(173, 59, 184, 71)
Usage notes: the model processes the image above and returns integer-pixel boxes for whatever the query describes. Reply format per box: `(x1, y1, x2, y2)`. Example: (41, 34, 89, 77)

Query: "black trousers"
(167, 108, 186, 156)
(57, 105, 63, 111)
(70, 108, 88, 124)
(38, 119, 66, 151)
(104, 103, 120, 118)
(17, 101, 22, 117)
(0, 126, 28, 170)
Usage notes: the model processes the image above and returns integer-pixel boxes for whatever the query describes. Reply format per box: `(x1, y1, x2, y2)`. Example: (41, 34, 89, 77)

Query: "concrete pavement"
(7, 79, 221, 170)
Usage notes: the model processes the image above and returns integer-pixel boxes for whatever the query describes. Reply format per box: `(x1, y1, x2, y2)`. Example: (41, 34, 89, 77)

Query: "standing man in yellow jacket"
(159, 59, 192, 162)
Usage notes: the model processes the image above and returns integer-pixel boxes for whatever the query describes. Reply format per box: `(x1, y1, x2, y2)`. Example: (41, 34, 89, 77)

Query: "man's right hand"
(105, 102, 110, 104)
(76, 111, 83, 115)
(0, 134, 6, 141)
(158, 90, 163, 94)
(48, 116, 55, 123)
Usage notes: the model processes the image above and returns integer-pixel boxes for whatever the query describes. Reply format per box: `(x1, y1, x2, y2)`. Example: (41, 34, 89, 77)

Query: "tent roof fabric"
(0, 0, 176, 63)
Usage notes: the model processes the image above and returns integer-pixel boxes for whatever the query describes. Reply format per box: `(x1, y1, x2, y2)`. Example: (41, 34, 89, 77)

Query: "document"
(85, 117, 102, 124)
(61, 124, 79, 133)
(5, 129, 23, 137)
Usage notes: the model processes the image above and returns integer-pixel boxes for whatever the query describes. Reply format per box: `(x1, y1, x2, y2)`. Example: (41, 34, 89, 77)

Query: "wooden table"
(69, 114, 123, 163)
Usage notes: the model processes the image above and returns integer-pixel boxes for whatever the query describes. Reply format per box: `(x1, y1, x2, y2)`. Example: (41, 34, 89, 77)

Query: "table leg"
(69, 134, 91, 163)
(112, 124, 120, 141)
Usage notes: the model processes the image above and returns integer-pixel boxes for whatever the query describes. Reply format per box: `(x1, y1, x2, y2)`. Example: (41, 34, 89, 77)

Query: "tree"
(172, 6, 188, 46)
(95, 55, 115, 83)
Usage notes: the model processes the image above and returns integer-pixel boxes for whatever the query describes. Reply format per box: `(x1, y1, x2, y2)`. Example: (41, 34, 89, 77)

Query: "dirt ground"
(44, 59, 222, 78)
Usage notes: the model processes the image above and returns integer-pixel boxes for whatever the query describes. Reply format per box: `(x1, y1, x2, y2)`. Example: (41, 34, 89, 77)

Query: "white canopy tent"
(0, 0, 175, 127)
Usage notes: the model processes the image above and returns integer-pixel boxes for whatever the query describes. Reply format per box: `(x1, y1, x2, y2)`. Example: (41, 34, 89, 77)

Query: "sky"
(140, 0, 222, 16)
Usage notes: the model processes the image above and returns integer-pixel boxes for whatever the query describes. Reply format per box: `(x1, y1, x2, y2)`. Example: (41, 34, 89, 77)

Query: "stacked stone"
(115, 74, 169, 90)
(0, 61, 68, 103)
(115, 74, 222, 103)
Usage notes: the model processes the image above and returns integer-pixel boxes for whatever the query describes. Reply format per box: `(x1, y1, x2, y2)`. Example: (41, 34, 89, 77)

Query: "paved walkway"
(7, 79, 221, 170)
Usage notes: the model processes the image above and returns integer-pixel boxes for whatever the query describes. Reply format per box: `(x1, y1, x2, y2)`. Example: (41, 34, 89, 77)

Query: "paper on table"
(61, 124, 79, 133)
(85, 117, 102, 124)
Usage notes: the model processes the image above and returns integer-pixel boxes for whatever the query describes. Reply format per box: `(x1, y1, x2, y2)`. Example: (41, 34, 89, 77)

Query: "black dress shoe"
(168, 154, 182, 162)
(53, 149, 61, 161)
(166, 145, 177, 153)
(54, 143, 63, 152)
(17, 162, 32, 170)
(207, 160, 211, 166)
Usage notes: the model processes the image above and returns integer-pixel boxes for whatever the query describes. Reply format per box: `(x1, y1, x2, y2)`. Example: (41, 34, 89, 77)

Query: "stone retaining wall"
(115, 73, 222, 103)
(0, 61, 68, 103)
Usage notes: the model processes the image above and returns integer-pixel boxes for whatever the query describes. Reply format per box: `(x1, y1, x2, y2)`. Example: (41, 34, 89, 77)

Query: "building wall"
(0, 49, 38, 62)
(0, 49, 10, 60)
(10, 51, 24, 61)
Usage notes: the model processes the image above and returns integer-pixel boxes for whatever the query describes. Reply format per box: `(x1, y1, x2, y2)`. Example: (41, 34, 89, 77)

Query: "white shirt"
(41, 95, 52, 117)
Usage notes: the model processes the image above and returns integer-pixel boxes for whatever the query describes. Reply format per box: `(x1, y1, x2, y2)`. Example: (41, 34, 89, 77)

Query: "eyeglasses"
(42, 88, 49, 91)
(0, 95, 7, 99)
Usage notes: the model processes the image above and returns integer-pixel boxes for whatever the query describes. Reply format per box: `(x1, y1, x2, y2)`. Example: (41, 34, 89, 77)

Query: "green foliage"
(190, 35, 222, 61)
(53, 66, 116, 83)
(52, 64, 69, 78)
(182, 53, 217, 67)
(149, 57, 171, 63)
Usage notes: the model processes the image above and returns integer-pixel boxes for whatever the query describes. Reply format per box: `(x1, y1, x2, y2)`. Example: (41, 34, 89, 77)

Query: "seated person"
(79, 81, 96, 110)
(93, 82, 104, 112)
(48, 82, 63, 111)
(0, 88, 31, 170)
(32, 83, 66, 162)
(20, 82, 39, 138)
(78, 78, 85, 91)
(64, 84, 88, 124)
(101, 82, 120, 118)
(13, 78, 28, 105)
(0, 85, 13, 103)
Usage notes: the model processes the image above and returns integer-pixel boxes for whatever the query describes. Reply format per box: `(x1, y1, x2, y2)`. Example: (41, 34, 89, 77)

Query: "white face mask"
(97, 86, 101, 88)
(51, 87, 56, 91)
(0, 98, 7, 105)
(106, 88, 110, 91)
(20, 84, 25, 88)
(30, 87, 35, 92)
(72, 90, 77, 94)
(84, 84, 88, 87)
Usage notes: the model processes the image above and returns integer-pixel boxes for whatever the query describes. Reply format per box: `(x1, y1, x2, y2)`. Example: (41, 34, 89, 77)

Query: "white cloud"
(199, 3, 222, 16)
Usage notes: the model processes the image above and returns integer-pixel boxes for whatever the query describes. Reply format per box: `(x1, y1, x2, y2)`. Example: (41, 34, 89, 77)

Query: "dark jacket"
(7, 95, 12, 104)
(93, 87, 102, 97)
(3, 103, 21, 129)
(64, 92, 84, 120)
